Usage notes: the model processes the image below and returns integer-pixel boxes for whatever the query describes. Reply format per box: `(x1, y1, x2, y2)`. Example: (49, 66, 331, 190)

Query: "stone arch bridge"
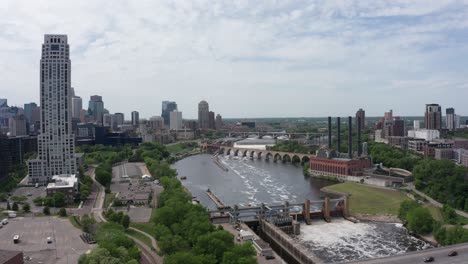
(201, 143, 314, 164)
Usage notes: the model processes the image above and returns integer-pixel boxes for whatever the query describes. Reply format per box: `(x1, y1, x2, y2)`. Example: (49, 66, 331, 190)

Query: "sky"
(1, 0, 468, 119)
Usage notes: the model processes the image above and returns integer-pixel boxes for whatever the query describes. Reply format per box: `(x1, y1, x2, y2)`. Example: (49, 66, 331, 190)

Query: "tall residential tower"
(425, 104, 442, 130)
(198, 100, 209, 129)
(28, 34, 76, 183)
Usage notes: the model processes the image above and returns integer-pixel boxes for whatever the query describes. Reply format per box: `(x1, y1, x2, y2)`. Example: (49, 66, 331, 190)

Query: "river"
(172, 154, 430, 263)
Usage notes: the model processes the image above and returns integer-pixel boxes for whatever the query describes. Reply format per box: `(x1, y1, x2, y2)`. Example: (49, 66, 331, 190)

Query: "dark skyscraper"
(161, 101, 177, 126)
(131, 111, 139, 126)
(355, 108, 365, 129)
(198, 100, 209, 129)
(425, 104, 442, 130)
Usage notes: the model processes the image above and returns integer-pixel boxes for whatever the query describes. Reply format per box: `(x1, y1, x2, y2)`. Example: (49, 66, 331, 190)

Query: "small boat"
(180, 176, 187, 180)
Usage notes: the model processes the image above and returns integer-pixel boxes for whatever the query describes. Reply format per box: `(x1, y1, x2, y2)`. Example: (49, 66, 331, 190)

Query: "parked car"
(13, 235, 20, 244)
(47, 237, 52, 244)
(423, 256, 434, 262)
(448, 251, 458, 257)
(2, 219, 8, 225)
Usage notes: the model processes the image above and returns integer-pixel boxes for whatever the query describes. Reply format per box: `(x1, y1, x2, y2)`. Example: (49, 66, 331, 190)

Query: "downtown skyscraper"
(28, 35, 76, 183)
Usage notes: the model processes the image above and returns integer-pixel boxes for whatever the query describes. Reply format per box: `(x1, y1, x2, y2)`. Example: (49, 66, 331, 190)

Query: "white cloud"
(1, 0, 468, 118)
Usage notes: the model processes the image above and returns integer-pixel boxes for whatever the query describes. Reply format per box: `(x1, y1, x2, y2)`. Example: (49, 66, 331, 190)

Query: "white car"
(13, 235, 20, 243)
(1, 219, 8, 225)
(47, 237, 52, 244)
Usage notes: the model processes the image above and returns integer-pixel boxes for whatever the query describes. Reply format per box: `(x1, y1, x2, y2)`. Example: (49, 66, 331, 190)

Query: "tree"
(222, 243, 257, 264)
(121, 214, 130, 229)
(398, 200, 419, 221)
(193, 230, 235, 262)
(407, 207, 434, 234)
(43, 206, 50, 215)
(12, 202, 18, 211)
(6, 201, 11, 210)
(81, 214, 95, 233)
(58, 207, 67, 217)
(53, 192, 66, 207)
(22, 202, 30, 212)
(442, 205, 457, 224)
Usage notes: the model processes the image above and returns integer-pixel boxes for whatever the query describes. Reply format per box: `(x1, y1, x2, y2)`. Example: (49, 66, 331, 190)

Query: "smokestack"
(328, 116, 332, 149)
(348, 116, 352, 159)
(337, 117, 341, 153)
(357, 116, 362, 157)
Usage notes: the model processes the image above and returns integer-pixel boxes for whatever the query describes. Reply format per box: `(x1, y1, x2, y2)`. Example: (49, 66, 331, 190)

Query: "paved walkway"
(407, 183, 468, 218)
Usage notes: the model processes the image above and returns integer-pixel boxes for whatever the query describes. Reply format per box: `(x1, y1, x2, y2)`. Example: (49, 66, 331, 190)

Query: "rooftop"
(46, 174, 77, 189)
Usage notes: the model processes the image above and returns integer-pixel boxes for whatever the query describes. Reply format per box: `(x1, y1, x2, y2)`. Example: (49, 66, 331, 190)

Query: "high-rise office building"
(384, 110, 393, 121)
(425, 104, 442, 130)
(0, 99, 7, 108)
(198, 100, 209, 129)
(170, 111, 183, 130)
(215, 114, 223, 130)
(8, 115, 28, 136)
(112, 113, 124, 131)
(24, 103, 38, 124)
(28, 34, 76, 183)
(131, 111, 139, 126)
(355, 108, 366, 129)
(148, 116, 164, 130)
(72, 96, 82, 119)
(88, 95, 104, 124)
(209, 111, 215, 129)
(161, 101, 177, 126)
(446, 108, 455, 131)
(103, 113, 113, 127)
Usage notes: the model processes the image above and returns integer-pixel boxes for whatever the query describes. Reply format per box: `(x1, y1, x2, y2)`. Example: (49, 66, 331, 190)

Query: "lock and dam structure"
(207, 188, 353, 264)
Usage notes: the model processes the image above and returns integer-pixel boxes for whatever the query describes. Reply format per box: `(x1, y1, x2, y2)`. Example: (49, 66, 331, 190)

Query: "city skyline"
(1, 1, 468, 118)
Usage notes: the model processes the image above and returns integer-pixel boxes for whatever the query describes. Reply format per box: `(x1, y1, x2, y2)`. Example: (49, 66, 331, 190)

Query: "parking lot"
(111, 162, 163, 222)
(0, 216, 95, 263)
(0, 186, 47, 213)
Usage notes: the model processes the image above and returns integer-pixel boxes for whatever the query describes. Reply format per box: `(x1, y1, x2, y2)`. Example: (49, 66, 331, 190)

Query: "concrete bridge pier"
(343, 196, 350, 217)
(303, 199, 311, 225)
(323, 197, 331, 222)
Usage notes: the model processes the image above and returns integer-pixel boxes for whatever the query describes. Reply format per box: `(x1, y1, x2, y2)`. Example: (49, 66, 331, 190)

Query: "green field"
(130, 222, 157, 237)
(104, 193, 116, 209)
(325, 182, 409, 215)
(425, 205, 443, 222)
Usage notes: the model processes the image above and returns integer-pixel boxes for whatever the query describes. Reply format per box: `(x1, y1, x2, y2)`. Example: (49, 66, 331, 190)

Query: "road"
(348, 243, 468, 264)
(407, 183, 468, 218)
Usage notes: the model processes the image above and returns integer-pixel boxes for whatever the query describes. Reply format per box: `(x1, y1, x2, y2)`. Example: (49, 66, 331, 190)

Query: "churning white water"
(295, 219, 430, 263)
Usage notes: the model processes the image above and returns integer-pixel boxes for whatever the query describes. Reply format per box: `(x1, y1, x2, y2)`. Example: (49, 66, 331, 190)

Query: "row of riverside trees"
(412, 159, 468, 212)
(399, 200, 468, 245)
(130, 142, 258, 263)
(154, 176, 257, 264)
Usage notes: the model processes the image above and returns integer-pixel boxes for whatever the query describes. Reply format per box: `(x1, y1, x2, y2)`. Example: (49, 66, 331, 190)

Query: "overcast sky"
(1, 0, 468, 119)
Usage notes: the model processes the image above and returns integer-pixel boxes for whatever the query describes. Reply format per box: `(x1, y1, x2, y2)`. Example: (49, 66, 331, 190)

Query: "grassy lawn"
(69, 215, 82, 230)
(326, 182, 409, 215)
(166, 143, 185, 154)
(125, 228, 153, 249)
(130, 222, 157, 237)
(425, 205, 443, 222)
(104, 193, 116, 209)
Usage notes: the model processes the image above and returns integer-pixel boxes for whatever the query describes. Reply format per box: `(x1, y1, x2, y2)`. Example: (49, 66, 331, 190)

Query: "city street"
(348, 243, 468, 264)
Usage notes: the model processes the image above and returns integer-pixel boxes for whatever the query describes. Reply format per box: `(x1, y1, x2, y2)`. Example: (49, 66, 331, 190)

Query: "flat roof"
(0, 250, 22, 263)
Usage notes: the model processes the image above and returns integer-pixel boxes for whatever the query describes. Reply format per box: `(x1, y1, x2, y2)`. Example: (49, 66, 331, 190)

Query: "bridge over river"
(202, 143, 315, 164)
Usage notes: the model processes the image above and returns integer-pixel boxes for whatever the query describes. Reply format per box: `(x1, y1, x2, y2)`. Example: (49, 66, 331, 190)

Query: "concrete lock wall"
(261, 219, 321, 264)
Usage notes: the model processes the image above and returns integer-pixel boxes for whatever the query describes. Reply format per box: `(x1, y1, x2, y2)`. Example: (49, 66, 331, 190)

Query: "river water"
(173, 154, 430, 263)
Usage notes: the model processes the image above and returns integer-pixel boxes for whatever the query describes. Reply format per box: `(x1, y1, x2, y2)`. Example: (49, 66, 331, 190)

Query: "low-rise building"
(408, 139, 426, 152)
(45, 174, 78, 204)
(407, 129, 440, 141)
(434, 148, 454, 160)
(0, 250, 23, 264)
(462, 151, 468, 167)
(309, 157, 372, 177)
